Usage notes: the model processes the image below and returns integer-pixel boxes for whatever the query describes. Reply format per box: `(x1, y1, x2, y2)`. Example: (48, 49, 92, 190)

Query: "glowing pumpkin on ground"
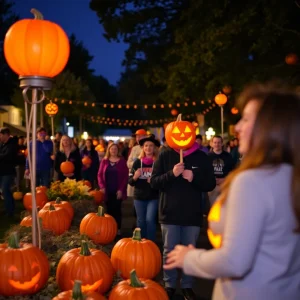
(80, 206, 117, 245)
(82, 156, 92, 167)
(38, 204, 71, 235)
(165, 114, 196, 150)
(43, 197, 74, 219)
(4, 9, 69, 78)
(109, 270, 168, 300)
(89, 189, 104, 204)
(13, 191, 23, 201)
(60, 161, 75, 174)
(111, 228, 161, 279)
(52, 280, 106, 300)
(23, 191, 48, 211)
(45, 102, 58, 116)
(0, 232, 49, 296)
(56, 241, 114, 294)
(20, 215, 32, 227)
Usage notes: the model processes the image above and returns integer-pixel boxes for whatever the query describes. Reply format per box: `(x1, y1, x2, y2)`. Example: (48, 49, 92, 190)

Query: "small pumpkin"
(111, 228, 161, 279)
(60, 161, 75, 174)
(0, 232, 49, 296)
(92, 139, 99, 147)
(80, 206, 117, 245)
(89, 190, 104, 204)
(43, 197, 74, 219)
(20, 215, 32, 227)
(109, 269, 168, 300)
(36, 186, 48, 193)
(165, 114, 196, 150)
(45, 102, 58, 116)
(56, 241, 114, 294)
(23, 191, 48, 211)
(38, 204, 71, 235)
(231, 107, 239, 115)
(82, 156, 92, 167)
(13, 191, 23, 201)
(95, 145, 105, 153)
(285, 53, 298, 65)
(52, 280, 106, 300)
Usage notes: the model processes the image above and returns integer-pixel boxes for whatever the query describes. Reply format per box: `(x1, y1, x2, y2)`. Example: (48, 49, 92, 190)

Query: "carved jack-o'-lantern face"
(71, 279, 103, 292)
(45, 102, 58, 116)
(165, 114, 196, 150)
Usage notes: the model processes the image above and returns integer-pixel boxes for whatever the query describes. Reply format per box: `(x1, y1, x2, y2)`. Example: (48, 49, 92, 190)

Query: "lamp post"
(214, 93, 228, 138)
(4, 9, 69, 247)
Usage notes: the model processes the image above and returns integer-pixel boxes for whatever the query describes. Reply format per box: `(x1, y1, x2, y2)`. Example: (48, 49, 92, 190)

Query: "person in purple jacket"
(98, 143, 128, 236)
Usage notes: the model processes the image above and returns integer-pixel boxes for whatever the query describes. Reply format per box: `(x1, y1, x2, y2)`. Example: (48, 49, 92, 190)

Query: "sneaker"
(182, 288, 197, 300)
(165, 287, 176, 299)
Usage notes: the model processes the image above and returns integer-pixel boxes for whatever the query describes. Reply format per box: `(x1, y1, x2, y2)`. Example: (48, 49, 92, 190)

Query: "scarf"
(141, 157, 154, 165)
(174, 142, 199, 157)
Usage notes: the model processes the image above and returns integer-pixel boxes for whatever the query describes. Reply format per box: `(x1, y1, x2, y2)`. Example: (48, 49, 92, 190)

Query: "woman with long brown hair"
(164, 83, 300, 300)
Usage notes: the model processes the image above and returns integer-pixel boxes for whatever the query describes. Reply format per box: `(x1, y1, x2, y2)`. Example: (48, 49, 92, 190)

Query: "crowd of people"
(0, 82, 299, 299)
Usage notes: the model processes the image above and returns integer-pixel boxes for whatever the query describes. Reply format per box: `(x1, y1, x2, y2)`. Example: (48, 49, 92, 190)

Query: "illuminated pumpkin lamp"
(231, 107, 239, 115)
(285, 53, 298, 65)
(170, 108, 178, 116)
(45, 101, 58, 148)
(4, 8, 70, 247)
(214, 93, 228, 139)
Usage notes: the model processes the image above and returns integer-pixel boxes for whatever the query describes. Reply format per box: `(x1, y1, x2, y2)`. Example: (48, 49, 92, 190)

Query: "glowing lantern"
(222, 85, 232, 95)
(170, 109, 178, 116)
(285, 53, 298, 65)
(92, 139, 99, 146)
(214, 93, 228, 106)
(231, 107, 239, 114)
(45, 102, 58, 116)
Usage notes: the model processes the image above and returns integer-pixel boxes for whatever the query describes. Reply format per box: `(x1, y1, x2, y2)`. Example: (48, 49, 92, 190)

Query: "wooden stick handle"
(180, 149, 183, 163)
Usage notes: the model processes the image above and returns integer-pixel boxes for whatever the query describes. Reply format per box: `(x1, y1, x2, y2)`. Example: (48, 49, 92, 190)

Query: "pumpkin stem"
(30, 8, 44, 20)
(132, 228, 142, 241)
(49, 204, 56, 211)
(176, 113, 182, 121)
(8, 232, 20, 249)
(72, 280, 84, 300)
(55, 197, 62, 204)
(80, 240, 91, 256)
(129, 270, 145, 288)
(97, 206, 104, 217)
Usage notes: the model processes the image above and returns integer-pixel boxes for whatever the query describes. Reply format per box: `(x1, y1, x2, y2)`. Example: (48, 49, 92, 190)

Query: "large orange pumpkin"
(52, 280, 106, 300)
(56, 241, 114, 294)
(23, 191, 48, 211)
(0, 232, 49, 296)
(4, 9, 69, 78)
(38, 204, 71, 235)
(60, 161, 75, 174)
(89, 190, 104, 204)
(80, 206, 117, 245)
(111, 228, 161, 279)
(109, 270, 168, 300)
(165, 114, 196, 150)
(43, 197, 74, 219)
(45, 102, 58, 116)
(82, 156, 92, 167)
(20, 215, 32, 227)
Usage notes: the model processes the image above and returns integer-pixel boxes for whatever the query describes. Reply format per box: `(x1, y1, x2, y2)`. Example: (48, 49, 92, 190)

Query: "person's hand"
(173, 163, 185, 177)
(116, 190, 122, 199)
(182, 169, 193, 182)
(133, 168, 142, 180)
(50, 155, 55, 160)
(147, 177, 151, 183)
(163, 244, 195, 270)
(63, 173, 74, 177)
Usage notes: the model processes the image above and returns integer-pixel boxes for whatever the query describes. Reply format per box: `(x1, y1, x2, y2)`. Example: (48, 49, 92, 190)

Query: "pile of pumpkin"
(2, 187, 168, 299)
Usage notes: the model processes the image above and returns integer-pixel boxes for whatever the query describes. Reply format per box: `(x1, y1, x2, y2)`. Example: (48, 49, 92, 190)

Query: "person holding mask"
(54, 135, 82, 181)
(98, 143, 128, 235)
(128, 135, 160, 241)
(164, 83, 300, 300)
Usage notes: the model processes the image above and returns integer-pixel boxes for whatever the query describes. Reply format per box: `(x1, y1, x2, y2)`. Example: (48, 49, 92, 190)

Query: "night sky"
(13, 0, 128, 85)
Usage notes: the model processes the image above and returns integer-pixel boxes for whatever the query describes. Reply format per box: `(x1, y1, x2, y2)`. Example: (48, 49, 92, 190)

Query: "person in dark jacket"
(150, 142, 216, 299)
(128, 135, 160, 241)
(0, 127, 18, 216)
(54, 135, 82, 182)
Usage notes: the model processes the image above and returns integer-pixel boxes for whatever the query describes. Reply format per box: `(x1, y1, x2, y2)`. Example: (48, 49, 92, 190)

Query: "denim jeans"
(134, 199, 158, 241)
(36, 169, 51, 187)
(0, 175, 15, 215)
(161, 224, 200, 288)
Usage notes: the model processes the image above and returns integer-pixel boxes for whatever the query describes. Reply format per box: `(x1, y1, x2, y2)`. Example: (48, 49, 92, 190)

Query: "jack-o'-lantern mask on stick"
(165, 114, 196, 162)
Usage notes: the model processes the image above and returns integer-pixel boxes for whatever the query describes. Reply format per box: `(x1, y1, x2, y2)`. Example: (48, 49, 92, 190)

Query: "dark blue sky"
(13, 0, 128, 85)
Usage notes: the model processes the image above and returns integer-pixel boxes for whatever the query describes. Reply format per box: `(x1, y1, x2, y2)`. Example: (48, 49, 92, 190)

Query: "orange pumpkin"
(20, 215, 32, 227)
(23, 191, 48, 211)
(165, 114, 196, 150)
(111, 228, 161, 279)
(13, 191, 23, 201)
(60, 161, 75, 174)
(285, 53, 298, 65)
(0, 232, 49, 296)
(36, 186, 48, 193)
(222, 85, 232, 95)
(82, 156, 92, 167)
(80, 206, 117, 245)
(170, 108, 178, 116)
(95, 145, 105, 152)
(89, 190, 104, 204)
(4, 9, 69, 78)
(109, 270, 168, 300)
(45, 102, 59, 116)
(231, 107, 239, 115)
(43, 197, 74, 219)
(56, 241, 114, 294)
(38, 204, 71, 235)
(53, 280, 106, 300)
(92, 139, 99, 147)
(215, 93, 228, 106)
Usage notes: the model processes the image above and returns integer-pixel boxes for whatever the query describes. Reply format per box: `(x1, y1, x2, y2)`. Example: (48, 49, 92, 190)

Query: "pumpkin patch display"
(89, 189, 104, 204)
(43, 197, 74, 219)
(109, 269, 168, 300)
(0, 232, 49, 296)
(111, 228, 161, 279)
(20, 215, 32, 227)
(165, 114, 196, 162)
(13, 191, 23, 201)
(56, 240, 114, 294)
(80, 206, 117, 245)
(23, 191, 48, 211)
(38, 204, 71, 235)
(52, 280, 106, 300)
(60, 161, 75, 174)
(82, 156, 92, 167)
